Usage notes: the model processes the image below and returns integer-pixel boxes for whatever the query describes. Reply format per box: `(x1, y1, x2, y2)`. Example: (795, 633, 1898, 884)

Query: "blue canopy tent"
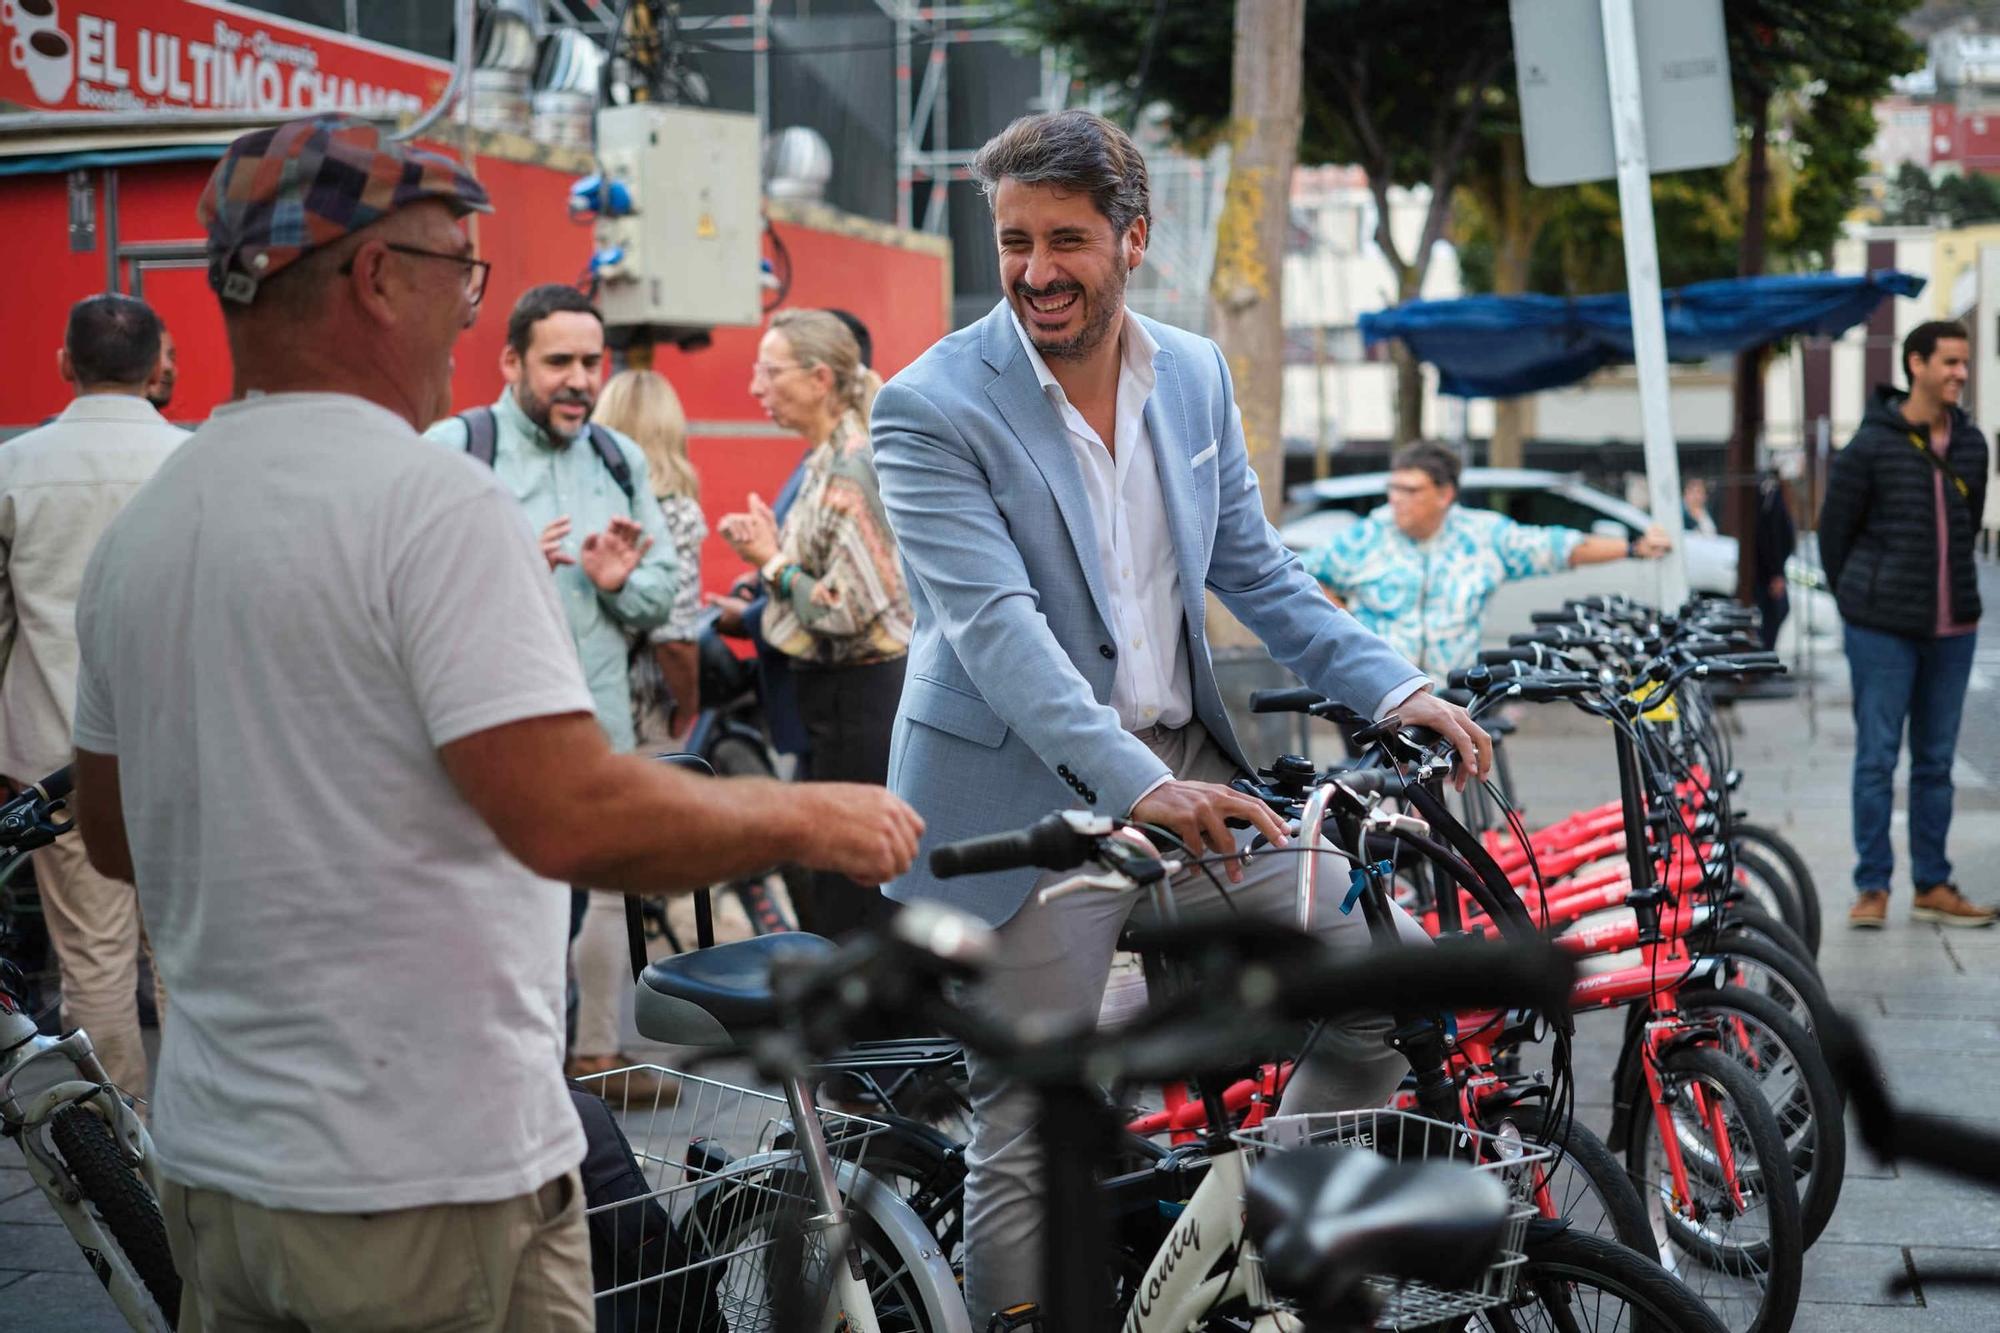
(1358, 271, 1926, 398)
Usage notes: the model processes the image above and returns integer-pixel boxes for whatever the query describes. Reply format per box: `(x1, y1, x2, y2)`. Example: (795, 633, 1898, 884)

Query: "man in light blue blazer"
(871, 110, 1490, 1325)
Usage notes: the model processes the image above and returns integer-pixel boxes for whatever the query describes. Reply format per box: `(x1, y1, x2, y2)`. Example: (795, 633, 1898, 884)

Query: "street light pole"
(1599, 0, 1690, 608)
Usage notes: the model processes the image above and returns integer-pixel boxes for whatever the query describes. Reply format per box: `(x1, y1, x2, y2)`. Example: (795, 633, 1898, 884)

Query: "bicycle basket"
(1232, 1108, 1549, 1329)
(571, 1065, 887, 1333)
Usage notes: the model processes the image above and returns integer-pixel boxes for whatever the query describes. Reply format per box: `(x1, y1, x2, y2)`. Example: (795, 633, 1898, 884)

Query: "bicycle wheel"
(1484, 1104, 1657, 1262)
(1714, 902, 1814, 971)
(48, 1104, 182, 1326)
(1729, 824, 1821, 958)
(1697, 931, 1833, 1041)
(854, 1119, 966, 1271)
(1681, 986, 1845, 1249)
(1623, 1046, 1803, 1333)
(1717, 847, 1808, 946)
(1474, 1227, 1730, 1333)
(687, 1165, 956, 1333)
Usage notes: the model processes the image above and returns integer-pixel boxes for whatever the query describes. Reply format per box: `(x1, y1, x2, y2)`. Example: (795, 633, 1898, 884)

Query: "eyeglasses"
(341, 242, 491, 305)
(751, 360, 808, 381)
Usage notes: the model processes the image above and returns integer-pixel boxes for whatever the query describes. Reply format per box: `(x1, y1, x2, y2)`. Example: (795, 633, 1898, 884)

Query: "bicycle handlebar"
(0, 766, 74, 857)
(1249, 686, 1328, 715)
(930, 811, 1104, 879)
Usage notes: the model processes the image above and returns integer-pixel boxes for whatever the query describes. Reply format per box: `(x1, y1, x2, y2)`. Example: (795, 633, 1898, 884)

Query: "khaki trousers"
(32, 829, 159, 1095)
(161, 1171, 594, 1333)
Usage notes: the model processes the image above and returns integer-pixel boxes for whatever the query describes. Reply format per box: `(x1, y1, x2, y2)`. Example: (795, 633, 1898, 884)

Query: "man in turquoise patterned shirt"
(1302, 441, 1670, 678)
(426, 284, 680, 1092)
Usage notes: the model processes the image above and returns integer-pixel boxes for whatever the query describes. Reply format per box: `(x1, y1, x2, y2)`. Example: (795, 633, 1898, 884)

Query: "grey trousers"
(958, 724, 1430, 1327)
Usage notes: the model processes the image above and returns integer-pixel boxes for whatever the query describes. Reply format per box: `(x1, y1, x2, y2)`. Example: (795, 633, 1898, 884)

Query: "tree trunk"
(1488, 133, 1537, 469)
(1206, 0, 1305, 651)
(1727, 91, 1771, 604)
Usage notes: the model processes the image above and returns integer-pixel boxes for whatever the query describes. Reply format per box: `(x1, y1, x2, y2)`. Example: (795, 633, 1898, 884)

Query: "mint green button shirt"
(425, 391, 679, 752)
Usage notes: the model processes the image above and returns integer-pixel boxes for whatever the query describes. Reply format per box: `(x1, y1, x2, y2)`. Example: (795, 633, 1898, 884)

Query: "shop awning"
(1358, 270, 1927, 398)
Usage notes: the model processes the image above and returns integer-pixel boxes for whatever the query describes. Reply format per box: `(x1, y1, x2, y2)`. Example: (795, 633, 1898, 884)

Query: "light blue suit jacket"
(872, 303, 1423, 926)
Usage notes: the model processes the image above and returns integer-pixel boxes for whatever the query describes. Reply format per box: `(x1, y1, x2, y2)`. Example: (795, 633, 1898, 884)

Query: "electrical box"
(592, 104, 763, 333)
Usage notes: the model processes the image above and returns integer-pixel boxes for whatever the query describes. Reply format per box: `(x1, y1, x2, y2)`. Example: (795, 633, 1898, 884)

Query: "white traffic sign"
(1510, 0, 1736, 188)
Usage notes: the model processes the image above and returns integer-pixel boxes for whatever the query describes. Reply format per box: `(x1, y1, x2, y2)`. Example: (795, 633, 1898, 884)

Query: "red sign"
(1, 0, 450, 117)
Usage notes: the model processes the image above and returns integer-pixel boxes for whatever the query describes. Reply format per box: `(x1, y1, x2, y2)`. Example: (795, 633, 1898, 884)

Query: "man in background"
(0, 293, 186, 1098)
(146, 325, 178, 414)
(1304, 440, 1671, 678)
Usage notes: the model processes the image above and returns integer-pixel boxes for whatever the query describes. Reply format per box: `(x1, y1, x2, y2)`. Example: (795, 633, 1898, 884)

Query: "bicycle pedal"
(987, 1303, 1043, 1333)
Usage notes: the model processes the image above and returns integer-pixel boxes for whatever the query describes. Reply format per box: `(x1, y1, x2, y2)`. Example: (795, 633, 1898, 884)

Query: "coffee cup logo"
(4, 0, 68, 105)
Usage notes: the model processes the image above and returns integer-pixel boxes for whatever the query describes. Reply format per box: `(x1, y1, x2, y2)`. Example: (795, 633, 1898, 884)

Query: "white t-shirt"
(73, 393, 596, 1212)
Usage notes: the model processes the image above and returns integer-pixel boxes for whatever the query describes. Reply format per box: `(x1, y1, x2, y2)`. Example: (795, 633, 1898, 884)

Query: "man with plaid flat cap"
(69, 114, 922, 1330)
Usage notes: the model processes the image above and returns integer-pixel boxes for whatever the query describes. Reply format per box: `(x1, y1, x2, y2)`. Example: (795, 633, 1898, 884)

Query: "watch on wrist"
(760, 554, 789, 584)
(1626, 535, 1640, 558)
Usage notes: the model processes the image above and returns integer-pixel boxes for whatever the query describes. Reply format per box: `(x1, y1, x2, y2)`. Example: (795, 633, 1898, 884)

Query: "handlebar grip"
(1249, 687, 1328, 715)
(1328, 766, 1412, 800)
(1476, 647, 1539, 667)
(31, 765, 72, 803)
(1529, 610, 1578, 625)
(930, 813, 1095, 879)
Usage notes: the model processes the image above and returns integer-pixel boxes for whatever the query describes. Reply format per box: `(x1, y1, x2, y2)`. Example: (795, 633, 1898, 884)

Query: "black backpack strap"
(587, 423, 636, 501)
(459, 406, 498, 469)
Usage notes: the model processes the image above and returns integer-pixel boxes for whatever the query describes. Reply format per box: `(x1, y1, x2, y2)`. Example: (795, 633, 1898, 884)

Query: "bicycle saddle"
(1244, 1145, 1510, 1319)
(634, 932, 836, 1047)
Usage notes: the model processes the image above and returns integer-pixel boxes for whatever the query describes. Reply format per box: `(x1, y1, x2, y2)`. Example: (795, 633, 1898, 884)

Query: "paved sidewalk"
(9, 586, 2000, 1329)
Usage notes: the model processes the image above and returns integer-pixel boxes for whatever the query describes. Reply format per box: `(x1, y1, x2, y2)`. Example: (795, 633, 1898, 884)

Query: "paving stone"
(0, 1222, 90, 1274)
(1799, 1241, 1923, 1307)
(0, 1271, 130, 1332)
(0, 1188, 61, 1224)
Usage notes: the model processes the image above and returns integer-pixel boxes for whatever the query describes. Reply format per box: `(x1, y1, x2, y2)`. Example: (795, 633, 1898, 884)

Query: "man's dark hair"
(65, 294, 162, 388)
(1389, 440, 1462, 493)
(1904, 319, 1969, 384)
(971, 110, 1152, 237)
(506, 283, 603, 356)
(827, 308, 874, 370)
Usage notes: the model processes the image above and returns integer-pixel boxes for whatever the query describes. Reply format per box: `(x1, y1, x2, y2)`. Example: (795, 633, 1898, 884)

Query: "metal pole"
(1599, 0, 1689, 609)
(392, 0, 475, 142)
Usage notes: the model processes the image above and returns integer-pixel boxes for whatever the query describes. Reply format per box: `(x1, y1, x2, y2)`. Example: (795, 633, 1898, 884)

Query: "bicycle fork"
(1639, 1022, 1748, 1220)
(780, 1074, 883, 1333)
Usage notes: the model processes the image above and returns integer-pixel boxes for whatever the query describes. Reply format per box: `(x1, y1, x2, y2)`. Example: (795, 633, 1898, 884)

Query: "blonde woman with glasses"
(718, 309, 909, 941)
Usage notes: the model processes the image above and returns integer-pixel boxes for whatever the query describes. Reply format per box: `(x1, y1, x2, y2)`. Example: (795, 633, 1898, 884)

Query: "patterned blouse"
(761, 411, 913, 667)
(1300, 504, 1582, 679)
(630, 491, 707, 744)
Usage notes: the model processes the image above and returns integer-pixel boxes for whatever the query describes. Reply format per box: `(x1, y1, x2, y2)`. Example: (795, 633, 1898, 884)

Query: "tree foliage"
(1880, 160, 2000, 226)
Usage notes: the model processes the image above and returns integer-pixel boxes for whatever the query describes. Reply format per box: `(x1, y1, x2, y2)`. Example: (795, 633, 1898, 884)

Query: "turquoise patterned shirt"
(1300, 505, 1583, 678)
(425, 392, 679, 752)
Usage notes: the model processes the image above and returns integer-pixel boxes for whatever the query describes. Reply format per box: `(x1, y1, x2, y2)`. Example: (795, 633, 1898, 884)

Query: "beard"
(1016, 264, 1127, 362)
(516, 383, 596, 440)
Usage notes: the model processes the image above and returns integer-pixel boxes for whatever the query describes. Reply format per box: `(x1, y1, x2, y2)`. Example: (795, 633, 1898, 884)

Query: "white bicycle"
(0, 768, 178, 1331)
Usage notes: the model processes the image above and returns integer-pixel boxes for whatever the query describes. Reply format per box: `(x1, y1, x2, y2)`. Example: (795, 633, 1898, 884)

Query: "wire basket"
(572, 1064, 887, 1333)
(1232, 1108, 1550, 1329)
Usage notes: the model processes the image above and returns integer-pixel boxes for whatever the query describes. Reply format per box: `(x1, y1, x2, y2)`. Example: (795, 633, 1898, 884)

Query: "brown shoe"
(1848, 890, 1889, 929)
(566, 1055, 681, 1109)
(1912, 884, 1997, 928)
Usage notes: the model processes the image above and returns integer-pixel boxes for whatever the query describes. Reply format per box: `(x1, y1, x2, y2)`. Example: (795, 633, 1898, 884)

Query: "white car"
(1276, 468, 1739, 646)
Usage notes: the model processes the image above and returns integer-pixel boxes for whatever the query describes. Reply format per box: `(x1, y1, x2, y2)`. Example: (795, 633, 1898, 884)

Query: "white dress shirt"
(1013, 310, 1193, 735)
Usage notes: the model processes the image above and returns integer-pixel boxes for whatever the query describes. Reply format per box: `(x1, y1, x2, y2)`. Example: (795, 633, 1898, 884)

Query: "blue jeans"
(1846, 622, 1978, 894)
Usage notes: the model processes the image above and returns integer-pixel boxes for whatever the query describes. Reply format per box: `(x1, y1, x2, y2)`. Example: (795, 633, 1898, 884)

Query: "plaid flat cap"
(199, 114, 492, 306)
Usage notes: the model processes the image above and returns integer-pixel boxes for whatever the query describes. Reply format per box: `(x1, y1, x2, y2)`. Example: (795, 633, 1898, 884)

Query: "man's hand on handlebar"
(1392, 687, 1491, 791)
(1130, 780, 1290, 883)
(792, 785, 927, 885)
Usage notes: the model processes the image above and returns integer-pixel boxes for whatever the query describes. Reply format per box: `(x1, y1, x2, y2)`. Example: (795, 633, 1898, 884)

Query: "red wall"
(2, 150, 951, 601)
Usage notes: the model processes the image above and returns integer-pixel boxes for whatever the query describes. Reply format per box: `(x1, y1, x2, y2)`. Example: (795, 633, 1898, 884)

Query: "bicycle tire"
(853, 1119, 966, 1268)
(1681, 986, 1844, 1249)
(1696, 931, 1833, 1041)
(1714, 901, 1814, 971)
(1729, 825, 1821, 958)
(1486, 1104, 1657, 1262)
(1718, 847, 1809, 953)
(1623, 1045, 1803, 1333)
(48, 1103, 182, 1326)
(1476, 1227, 1730, 1333)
